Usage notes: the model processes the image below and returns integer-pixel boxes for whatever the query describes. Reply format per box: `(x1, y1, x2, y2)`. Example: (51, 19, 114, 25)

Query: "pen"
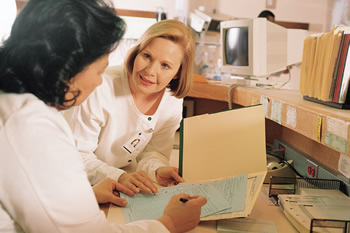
(179, 197, 189, 203)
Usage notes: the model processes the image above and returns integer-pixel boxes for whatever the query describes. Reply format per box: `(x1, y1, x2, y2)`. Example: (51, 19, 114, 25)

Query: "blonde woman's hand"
(118, 170, 158, 194)
(156, 166, 184, 187)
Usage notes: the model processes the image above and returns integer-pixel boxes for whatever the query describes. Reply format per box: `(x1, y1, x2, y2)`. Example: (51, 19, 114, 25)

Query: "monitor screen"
(221, 19, 290, 77)
(224, 27, 249, 66)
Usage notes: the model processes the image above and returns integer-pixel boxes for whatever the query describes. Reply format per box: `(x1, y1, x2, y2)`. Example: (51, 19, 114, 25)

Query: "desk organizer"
(268, 176, 349, 233)
(268, 176, 347, 199)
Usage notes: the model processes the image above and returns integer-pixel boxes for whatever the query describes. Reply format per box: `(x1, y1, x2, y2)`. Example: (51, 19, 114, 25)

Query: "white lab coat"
(64, 66, 183, 185)
(0, 93, 169, 233)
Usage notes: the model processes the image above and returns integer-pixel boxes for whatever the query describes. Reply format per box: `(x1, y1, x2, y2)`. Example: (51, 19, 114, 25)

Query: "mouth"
(139, 75, 155, 86)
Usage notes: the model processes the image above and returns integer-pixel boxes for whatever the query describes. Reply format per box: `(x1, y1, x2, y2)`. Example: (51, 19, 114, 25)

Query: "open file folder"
(179, 104, 267, 220)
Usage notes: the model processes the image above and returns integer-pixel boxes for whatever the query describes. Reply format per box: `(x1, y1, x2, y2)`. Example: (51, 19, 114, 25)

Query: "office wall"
(112, 0, 185, 21)
(188, 0, 334, 33)
(110, 0, 336, 90)
(113, 0, 335, 34)
(15, 0, 337, 33)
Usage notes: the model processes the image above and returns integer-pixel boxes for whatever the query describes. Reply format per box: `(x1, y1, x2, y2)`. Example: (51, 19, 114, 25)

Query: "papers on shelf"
(300, 25, 350, 104)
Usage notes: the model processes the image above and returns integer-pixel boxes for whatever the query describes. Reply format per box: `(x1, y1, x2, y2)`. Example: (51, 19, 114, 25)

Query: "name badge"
(122, 132, 147, 155)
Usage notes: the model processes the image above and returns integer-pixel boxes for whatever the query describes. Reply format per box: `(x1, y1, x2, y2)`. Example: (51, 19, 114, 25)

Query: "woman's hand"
(156, 166, 184, 187)
(157, 193, 207, 233)
(92, 178, 135, 207)
(118, 170, 158, 194)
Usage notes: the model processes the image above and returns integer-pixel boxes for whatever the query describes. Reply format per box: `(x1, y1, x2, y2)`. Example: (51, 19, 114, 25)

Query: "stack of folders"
(300, 25, 350, 108)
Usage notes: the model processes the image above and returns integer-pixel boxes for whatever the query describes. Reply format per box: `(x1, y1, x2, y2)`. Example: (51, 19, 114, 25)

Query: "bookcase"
(186, 82, 350, 177)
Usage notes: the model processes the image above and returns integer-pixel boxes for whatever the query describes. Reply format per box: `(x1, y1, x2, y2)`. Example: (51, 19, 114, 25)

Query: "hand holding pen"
(157, 193, 207, 233)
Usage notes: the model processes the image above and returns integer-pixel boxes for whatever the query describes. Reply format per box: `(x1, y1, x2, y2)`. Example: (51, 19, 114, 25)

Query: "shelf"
(187, 82, 350, 157)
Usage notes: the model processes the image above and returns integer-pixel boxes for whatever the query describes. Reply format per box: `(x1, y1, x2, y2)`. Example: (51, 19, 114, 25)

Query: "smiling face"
(64, 55, 109, 107)
(129, 37, 184, 98)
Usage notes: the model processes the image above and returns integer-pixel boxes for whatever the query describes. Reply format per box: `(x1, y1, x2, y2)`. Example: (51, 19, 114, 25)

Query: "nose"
(144, 61, 158, 76)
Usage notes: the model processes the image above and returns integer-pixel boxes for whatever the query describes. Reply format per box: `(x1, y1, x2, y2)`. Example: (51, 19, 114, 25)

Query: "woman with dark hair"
(258, 10, 275, 22)
(0, 0, 206, 232)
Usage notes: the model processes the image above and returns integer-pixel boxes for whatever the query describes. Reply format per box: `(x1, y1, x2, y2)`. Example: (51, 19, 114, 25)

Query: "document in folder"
(179, 104, 267, 220)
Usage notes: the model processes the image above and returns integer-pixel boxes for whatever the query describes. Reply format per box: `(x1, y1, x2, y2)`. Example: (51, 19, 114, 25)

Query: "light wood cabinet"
(186, 82, 350, 173)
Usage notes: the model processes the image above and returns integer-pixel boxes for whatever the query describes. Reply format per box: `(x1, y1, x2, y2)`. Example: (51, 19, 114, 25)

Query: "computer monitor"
(220, 18, 288, 78)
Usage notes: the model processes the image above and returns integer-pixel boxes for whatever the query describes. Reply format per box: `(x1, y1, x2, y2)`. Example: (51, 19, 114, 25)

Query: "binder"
(300, 26, 350, 109)
(321, 30, 344, 101)
(331, 32, 350, 103)
(308, 34, 323, 97)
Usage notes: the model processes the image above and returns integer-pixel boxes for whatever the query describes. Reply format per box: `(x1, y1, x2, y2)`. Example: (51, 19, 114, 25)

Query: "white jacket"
(0, 93, 169, 233)
(64, 66, 183, 185)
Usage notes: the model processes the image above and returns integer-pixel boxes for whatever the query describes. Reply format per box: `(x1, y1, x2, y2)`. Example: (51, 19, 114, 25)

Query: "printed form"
(120, 173, 248, 223)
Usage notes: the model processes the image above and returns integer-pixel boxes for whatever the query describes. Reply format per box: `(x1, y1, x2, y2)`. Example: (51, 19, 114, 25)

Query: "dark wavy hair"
(258, 10, 275, 19)
(0, 0, 125, 108)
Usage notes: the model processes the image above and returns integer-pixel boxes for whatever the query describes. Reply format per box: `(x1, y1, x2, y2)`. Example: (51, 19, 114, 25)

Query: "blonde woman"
(65, 20, 195, 194)
(0, 1, 206, 232)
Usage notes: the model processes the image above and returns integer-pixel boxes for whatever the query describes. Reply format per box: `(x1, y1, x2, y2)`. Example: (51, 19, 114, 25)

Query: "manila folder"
(179, 105, 267, 220)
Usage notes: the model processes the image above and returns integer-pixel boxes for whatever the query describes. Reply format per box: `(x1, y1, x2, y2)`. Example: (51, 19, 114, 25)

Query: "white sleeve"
(136, 103, 183, 181)
(1, 100, 169, 233)
(64, 96, 126, 185)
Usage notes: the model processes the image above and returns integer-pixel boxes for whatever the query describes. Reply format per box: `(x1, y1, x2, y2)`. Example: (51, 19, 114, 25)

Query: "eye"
(161, 63, 170, 69)
(143, 53, 151, 59)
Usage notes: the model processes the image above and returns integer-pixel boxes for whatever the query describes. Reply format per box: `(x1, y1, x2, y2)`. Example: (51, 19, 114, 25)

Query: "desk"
(186, 82, 350, 177)
(100, 145, 298, 233)
(100, 189, 298, 232)
(101, 82, 349, 232)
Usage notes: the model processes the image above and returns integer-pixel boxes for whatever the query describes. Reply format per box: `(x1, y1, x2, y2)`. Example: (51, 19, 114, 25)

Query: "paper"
(286, 105, 297, 128)
(324, 130, 349, 154)
(270, 100, 283, 124)
(201, 172, 266, 221)
(260, 96, 270, 118)
(327, 116, 349, 140)
(316, 115, 322, 143)
(120, 174, 248, 223)
(279, 194, 350, 233)
(338, 153, 350, 179)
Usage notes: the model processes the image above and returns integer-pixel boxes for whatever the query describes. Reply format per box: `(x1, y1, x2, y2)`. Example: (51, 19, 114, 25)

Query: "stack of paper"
(278, 193, 350, 233)
(300, 25, 350, 104)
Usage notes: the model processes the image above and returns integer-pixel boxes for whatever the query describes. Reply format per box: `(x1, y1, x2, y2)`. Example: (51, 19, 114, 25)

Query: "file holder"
(268, 176, 346, 202)
(303, 95, 350, 109)
(310, 218, 350, 233)
(303, 84, 350, 109)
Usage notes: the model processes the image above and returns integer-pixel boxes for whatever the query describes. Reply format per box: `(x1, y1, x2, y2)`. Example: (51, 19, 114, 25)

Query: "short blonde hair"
(124, 20, 194, 98)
